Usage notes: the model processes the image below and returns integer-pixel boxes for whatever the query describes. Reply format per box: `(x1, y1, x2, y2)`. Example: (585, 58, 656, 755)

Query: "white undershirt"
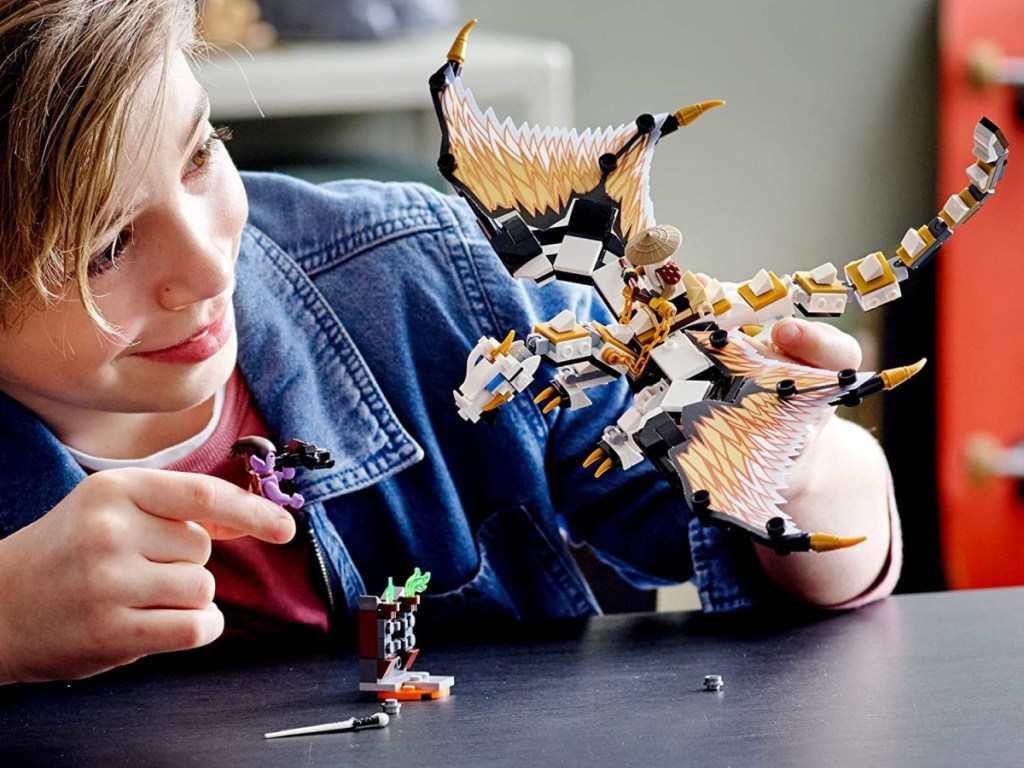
(63, 384, 227, 472)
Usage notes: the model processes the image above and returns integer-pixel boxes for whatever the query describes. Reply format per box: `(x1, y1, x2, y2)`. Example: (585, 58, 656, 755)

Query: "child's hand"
(0, 468, 296, 684)
(753, 316, 863, 372)
(747, 318, 893, 604)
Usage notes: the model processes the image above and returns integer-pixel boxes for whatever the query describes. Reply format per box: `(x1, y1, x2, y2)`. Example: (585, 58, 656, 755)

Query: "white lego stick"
(263, 712, 389, 739)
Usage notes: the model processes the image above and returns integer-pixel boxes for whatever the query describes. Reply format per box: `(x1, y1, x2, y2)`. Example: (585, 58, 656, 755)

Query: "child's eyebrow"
(181, 92, 212, 153)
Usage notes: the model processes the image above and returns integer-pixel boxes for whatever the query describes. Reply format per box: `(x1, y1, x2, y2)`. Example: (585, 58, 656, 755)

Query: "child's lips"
(135, 308, 234, 364)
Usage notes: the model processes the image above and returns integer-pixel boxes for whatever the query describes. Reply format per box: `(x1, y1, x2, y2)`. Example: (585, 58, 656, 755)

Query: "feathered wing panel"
(671, 331, 874, 542)
(434, 64, 664, 243)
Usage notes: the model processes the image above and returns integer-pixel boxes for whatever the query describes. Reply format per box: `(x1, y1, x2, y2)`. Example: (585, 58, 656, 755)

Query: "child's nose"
(155, 218, 235, 311)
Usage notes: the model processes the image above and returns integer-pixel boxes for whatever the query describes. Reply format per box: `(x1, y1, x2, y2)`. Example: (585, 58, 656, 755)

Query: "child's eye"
(188, 125, 233, 176)
(87, 229, 132, 278)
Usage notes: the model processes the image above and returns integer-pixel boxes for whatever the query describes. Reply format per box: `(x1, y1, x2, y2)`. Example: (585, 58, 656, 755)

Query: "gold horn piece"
(582, 448, 605, 469)
(534, 386, 555, 405)
(808, 534, 868, 552)
(541, 396, 563, 414)
(481, 392, 512, 412)
(593, 458, 615, 478)
(488, 329, 515, 362)
(447, 19, 477, 64)
(879, 358, 927, 391)
(673, 100, 726, 127)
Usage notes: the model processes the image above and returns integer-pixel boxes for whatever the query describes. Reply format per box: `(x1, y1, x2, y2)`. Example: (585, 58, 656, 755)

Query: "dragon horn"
(447, 19, 477, 65)
(673, 100, 726, 127)
(879, 358, 927, 390)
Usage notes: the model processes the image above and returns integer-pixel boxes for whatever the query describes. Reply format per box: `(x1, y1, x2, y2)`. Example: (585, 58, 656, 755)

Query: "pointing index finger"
(119, 468, 296, 543)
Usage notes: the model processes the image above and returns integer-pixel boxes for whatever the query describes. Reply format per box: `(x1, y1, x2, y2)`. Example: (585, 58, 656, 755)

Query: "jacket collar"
(234, 223, 423, 505)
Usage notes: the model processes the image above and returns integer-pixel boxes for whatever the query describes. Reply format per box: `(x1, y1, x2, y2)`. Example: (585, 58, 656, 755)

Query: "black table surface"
(2, 587, 1023, 767)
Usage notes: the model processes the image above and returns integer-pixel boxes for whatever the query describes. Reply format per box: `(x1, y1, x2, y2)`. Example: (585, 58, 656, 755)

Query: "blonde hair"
(0, 0, 200, 330)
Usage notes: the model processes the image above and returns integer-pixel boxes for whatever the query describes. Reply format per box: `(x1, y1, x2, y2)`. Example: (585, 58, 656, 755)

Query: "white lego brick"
(606, 322, 635, 345)
(748, 269, 773, 297)
(966, 162, 990, 191)
(631, 381, 668, 417)
(553, 235, 603, 277)
(943, 194, 971, 226)
(901, 227, 927, 258)
(649, 333, 713, 381)
(854, 282, 902, 311)
(807, 292, 847, 315)
(593, 260, 627, 316)
(513, 253, 555, 284)
(973, 125, 999, 162)
(661, 379, 713, 414)
(628, 308, 654, 336)
(549, 309, 577, 333)
(712, 296, 757, 331)
(705, 278, 727, 305)
(857, 254, 884, 282)
(550, 337, 592, 363)
(753, 293, 796, 324)
(809, 262, 838, 285)
(615, 405, 645, 435)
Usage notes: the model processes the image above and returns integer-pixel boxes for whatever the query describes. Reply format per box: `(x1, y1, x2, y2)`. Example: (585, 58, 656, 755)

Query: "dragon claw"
(534, 385, 564, 414)
(582, 447, 605, 469)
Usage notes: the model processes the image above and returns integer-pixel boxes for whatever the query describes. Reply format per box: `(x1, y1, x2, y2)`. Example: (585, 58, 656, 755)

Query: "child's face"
(0, 53, 247, 438)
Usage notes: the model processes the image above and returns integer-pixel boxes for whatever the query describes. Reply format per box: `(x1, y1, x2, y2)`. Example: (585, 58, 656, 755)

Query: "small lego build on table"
(358, 569, 455, 700)
(429, 20, 1010, 555)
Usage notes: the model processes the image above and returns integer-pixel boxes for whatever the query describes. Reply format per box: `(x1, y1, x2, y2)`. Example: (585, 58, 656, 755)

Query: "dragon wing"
(429, 20, 723, 261)
(657, 329, 913, 552)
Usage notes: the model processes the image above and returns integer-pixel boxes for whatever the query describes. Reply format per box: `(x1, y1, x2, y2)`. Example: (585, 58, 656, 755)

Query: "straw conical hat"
(625, 225, 682, 266)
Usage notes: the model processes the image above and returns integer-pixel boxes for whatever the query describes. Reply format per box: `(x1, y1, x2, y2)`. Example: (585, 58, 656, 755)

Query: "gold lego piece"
(844, 253, 897, 297)
(737, 271, 788, 311)
(712, 296, 732, 314)
(481, 392, 512, 412)
(809, 533, 868, 552)
(487, 329, 515, 362)
(879, 358, 927, 390)
(533, 320, 589, 344)
(794, 271, 846, 296)
(541, 396, 562, 414)
(534, 386, 555, 405)
(739, 325, 763, 337)
(673, 100, 726, 127)
(594, 458, 614, 478)
(447, 19, 477, 65)
(895, 226, 937, 268)
(583, 447, 605, 469)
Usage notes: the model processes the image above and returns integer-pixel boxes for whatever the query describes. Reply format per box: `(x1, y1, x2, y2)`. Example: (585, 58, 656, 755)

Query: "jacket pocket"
(421, 504, 599, 622)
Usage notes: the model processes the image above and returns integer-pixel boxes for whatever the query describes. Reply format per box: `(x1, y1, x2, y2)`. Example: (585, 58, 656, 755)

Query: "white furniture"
(193, 30, 574, 161)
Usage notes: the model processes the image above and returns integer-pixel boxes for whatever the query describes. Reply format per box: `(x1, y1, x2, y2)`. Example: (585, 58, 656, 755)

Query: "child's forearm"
(754, 416, 895, 606)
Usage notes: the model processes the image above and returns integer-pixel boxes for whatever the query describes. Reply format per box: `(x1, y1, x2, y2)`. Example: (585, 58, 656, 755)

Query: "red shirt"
(166, 370, 330, 638)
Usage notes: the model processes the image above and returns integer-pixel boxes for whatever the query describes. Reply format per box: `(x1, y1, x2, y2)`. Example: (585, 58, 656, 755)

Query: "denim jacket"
(0, 173, 768, 630)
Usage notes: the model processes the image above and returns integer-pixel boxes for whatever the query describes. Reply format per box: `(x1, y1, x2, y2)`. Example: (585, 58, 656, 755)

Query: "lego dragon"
(430, 20, 1009, 554)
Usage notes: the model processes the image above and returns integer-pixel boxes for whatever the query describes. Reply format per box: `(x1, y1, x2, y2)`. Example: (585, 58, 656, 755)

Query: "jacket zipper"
(307, 520, 337, 616)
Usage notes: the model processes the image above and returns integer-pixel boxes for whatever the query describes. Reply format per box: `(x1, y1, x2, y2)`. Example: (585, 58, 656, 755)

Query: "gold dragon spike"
(594, 458, 615, 478)
(481, 392, 512, 413)
(487, 329, 516, 362)
(447, 18, 477, 65)
(582, 448, 605, 469)
(879, 358, 927, 391)
(541, 396, 563, 414)
(673, 100, 726, 127)
(808, 533, 868, 552)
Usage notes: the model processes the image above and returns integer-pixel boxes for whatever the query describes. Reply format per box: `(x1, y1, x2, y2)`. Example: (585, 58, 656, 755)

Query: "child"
(0, 0, 898, 685)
